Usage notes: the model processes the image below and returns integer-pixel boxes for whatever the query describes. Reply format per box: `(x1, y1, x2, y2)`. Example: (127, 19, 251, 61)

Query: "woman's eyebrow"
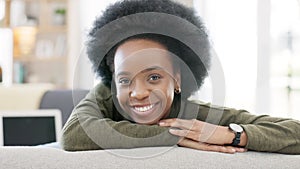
(116, 66, 164, 77)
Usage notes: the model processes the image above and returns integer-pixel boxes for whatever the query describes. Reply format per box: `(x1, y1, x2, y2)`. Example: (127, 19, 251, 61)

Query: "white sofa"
(1, 146, 300, 169)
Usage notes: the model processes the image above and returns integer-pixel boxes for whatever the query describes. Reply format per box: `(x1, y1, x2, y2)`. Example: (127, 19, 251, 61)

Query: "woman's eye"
(148, 74, 161, 81)
(118, 78, 130, 85)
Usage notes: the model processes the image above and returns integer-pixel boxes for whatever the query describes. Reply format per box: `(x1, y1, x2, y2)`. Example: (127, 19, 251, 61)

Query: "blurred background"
(0, 0, 299, 120)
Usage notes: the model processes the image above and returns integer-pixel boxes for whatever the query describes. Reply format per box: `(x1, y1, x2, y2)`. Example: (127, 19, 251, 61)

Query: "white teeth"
(134, 104, 154, 112)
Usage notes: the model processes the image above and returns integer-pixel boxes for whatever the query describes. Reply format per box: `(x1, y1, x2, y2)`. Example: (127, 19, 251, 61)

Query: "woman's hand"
(159, 118, 247, 153)
(178, 138, 247, 154)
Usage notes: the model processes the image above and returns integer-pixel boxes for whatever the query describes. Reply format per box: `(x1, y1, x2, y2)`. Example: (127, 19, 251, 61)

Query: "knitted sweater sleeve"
(196, 101, 300, 154)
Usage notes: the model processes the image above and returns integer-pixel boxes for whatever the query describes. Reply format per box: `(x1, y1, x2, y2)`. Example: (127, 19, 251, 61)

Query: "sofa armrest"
(0, 83, 54, 110)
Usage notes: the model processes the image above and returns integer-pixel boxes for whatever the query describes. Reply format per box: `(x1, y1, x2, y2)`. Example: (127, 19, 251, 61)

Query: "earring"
(174, 87, 181, 94)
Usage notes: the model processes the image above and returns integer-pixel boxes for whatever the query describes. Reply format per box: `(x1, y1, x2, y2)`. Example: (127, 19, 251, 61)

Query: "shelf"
(9, 0, 69, 88)
(20, 0, 67, 4)
(14, 56, 67, 63)
(20, 0, 40, 2)
(46, 0, 67, 2)
(38, 26, 67, 33)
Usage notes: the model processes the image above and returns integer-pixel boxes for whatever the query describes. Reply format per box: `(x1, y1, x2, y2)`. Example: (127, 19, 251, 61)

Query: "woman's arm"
(61, 85, 178, 151)
(160, 101, 300, 154)
(209, 102, 300, 154)
(225, 111, 300, 154)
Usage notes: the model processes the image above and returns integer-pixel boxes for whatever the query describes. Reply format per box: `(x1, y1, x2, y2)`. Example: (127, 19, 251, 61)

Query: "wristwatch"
(228, 123, 244, 146)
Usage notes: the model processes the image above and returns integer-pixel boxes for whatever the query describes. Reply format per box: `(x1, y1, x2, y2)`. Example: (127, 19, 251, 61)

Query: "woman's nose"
(129, 80, 150, 100)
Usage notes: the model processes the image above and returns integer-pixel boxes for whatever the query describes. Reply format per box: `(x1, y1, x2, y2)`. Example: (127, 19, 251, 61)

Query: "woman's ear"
(174, 72, 181, 94)
(174, 71, 181, 89)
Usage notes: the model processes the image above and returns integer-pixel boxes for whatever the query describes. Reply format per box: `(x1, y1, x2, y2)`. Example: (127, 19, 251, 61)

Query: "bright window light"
(194, 0, 257, 112)
(270, 0, 300, 120)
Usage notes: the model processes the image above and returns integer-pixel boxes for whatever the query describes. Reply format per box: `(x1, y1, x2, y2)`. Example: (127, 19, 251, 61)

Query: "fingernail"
(159, 121, 165, 125)
(241, 148, 247, 152)
(169, 129, 176, 133)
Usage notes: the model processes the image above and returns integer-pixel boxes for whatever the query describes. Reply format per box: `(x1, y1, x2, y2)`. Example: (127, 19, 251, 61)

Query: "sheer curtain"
(269, 0, 300, 119)
(194, 0, 300, 120)
(194, 0, 258, 113)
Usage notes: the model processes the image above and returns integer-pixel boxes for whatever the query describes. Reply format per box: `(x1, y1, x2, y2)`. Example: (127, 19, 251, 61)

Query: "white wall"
(0, 28, 13, 86)
(67, 0, 81, 89)
(68, 0, 119, 89)
(256, 0, 271, 114)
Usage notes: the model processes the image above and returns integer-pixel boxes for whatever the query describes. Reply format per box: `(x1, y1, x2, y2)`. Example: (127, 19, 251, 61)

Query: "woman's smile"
(130, 102, 159, 117)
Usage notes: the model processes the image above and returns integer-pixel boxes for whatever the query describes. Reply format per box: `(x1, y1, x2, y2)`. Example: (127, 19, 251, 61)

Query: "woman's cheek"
(116, 88, 129, 111)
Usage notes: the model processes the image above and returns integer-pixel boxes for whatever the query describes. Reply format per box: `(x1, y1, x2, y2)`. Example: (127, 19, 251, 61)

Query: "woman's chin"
(134, 118, 160, 125)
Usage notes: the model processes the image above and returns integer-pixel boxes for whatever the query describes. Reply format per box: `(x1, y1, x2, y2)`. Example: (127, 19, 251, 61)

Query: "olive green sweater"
(61, 83, 300, 154)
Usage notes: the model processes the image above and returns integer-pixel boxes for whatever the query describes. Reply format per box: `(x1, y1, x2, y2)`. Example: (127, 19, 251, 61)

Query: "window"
(270, 0, 300, 119)
(194, 0, 300, 120)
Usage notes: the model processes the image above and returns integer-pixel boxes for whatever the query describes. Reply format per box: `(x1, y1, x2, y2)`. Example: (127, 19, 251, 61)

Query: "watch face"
(229, 123, 243, 133)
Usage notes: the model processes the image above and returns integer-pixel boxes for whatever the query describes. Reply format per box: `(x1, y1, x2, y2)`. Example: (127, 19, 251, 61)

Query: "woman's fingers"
(161, 119, 249, 152)
(169, 129, 201, 142)
(179, 138, 235, 154)
(161, 118, 219, 143)
(159, 118, 203, 131)
(235, 147, 248, 152)
(178, 138, 247, 154)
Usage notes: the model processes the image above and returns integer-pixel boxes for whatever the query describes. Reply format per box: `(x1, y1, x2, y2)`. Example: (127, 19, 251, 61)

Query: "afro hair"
(87, 0, 211, 98)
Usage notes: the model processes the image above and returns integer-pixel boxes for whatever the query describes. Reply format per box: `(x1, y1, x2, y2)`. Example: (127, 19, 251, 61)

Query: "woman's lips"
(130, 103, 159, 117)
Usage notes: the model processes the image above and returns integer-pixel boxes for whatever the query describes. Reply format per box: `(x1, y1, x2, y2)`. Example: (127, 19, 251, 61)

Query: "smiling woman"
(113, 39, 179, 125)
(61, 0, 300, 155)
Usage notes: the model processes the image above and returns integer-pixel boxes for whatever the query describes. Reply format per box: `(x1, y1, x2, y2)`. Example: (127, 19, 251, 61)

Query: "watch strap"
(231, 132, 241, 146)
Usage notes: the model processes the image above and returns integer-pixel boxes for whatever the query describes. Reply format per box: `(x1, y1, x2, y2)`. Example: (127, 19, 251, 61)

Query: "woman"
(62, 0, 300, 154)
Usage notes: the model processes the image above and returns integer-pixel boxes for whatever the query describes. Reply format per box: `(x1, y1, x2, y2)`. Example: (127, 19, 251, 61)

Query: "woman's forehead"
(114, 39, 175, 77)
(115, 39, 168, 59)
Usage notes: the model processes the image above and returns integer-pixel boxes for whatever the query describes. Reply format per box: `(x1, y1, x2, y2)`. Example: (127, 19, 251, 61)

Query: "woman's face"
(114, 39, 180, 124)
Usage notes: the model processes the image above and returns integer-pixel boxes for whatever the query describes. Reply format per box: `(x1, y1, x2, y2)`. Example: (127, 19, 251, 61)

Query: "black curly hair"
(87, 0, 211, 99)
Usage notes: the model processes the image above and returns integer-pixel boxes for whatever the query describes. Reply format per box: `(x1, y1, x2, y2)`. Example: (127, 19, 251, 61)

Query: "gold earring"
(175, 88, 181, 94)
